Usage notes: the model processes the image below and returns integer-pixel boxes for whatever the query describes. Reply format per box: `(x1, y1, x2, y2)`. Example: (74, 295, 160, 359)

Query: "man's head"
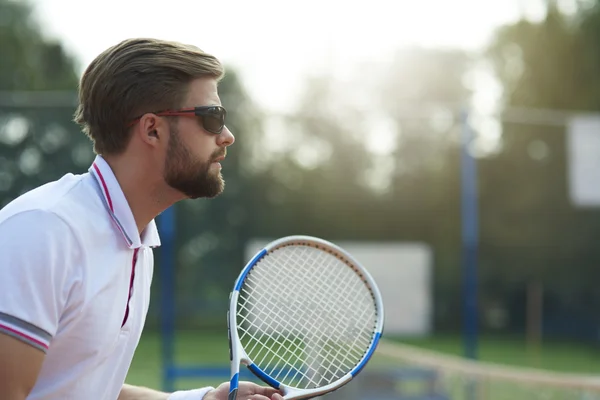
(74, 38, 235, 199)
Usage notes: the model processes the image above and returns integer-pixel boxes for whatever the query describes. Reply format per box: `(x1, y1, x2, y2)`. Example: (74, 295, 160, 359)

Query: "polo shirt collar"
(89, 155, 161, 249)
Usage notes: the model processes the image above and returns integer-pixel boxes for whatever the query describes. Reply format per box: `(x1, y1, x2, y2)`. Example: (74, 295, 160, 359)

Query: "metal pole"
(461, 108, 479, 359)
(461, 109, 479, 398)
(159, 206, 176, 392)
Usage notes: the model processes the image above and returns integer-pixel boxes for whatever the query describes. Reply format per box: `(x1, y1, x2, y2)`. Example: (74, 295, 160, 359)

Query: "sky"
(28, 0, 555, 114)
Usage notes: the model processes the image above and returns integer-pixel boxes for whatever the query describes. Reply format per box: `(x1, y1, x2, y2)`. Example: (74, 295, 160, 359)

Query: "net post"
(159, 205, 176, 392)
(460, 108, 479, 399)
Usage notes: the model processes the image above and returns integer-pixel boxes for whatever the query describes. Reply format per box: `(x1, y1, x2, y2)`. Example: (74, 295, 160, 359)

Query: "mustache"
(211, 149, 226, 162)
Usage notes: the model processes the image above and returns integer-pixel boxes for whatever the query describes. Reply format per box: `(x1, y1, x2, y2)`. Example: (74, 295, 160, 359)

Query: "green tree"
(239, 48, 472, 331)
(0, 0, 86, 210)
(0, 0, 79, 90)
(484, 3, 600, 337)
(378, 48, 471, 330)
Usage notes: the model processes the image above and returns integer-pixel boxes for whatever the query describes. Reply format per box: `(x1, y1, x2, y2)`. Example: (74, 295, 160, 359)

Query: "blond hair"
(74, 38, 224, 155)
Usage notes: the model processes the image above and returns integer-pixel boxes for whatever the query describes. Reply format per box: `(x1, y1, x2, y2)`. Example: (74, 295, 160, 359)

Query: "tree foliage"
(7, 0, 600, 339)
(482, 3, 600, 337)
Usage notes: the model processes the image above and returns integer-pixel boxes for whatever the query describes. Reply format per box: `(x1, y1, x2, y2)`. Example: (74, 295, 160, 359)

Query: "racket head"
(227, 235, 384, 400)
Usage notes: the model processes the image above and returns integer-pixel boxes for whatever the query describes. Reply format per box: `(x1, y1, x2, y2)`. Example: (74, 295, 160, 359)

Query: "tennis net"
(326, 339, 600, 400)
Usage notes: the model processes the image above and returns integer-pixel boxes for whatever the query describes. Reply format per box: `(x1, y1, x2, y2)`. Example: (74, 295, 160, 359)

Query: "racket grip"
(227, 388, 238, 400)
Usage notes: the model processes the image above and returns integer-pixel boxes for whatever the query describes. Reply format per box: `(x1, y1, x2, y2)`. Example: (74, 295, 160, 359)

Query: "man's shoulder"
(0, 173, 93, 261)
(0, 171, 93, 227)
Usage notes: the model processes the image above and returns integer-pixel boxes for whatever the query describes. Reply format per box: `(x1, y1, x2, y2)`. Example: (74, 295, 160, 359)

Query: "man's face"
(163, 78, 235, 199)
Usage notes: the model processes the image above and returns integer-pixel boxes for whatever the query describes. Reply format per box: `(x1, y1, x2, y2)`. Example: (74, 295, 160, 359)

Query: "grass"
(125, 329, 231, 390)
(395, 334, 600, 374)
(125, 330, 600, 395)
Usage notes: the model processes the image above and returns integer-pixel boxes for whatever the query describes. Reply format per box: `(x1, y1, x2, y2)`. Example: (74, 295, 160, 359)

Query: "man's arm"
(119, 381, 283, 400)
(0, 210, 81, 399)
(118, 384, 169, 400)
(0, 333, 45, 400)
(118, 384, 215, 400)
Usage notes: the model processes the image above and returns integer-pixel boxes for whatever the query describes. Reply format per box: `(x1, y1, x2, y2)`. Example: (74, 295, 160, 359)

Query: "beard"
(164, 124, 225, 199)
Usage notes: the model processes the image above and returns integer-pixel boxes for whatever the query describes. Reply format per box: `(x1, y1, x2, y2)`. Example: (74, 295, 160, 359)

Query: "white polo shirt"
(0, 155, 160, 400)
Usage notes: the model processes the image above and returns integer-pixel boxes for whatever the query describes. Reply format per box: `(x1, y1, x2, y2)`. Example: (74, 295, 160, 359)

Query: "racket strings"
(239, 250, 328, 384)
(239, 249, 335, 387)
(298, 260, 376, 386)
(270, 245, 378, 375)
(238, 251, 320, 372)
(244, 248, 369, 355)
(236, 245, 378, 389)
(239, 269, 328, 388)
(273, 257, 373, 386)
(309, 292, 377, 383)
(238, 296, 307, 376)
(241, 248, 372, 354)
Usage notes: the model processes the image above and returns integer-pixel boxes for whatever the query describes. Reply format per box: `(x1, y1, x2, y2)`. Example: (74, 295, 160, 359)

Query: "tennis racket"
(227, 235, 384, 400)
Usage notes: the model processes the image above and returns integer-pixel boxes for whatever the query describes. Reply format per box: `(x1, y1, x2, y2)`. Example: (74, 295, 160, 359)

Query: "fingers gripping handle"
(227, 387, 238, 400)
(227, 370, 239, 400)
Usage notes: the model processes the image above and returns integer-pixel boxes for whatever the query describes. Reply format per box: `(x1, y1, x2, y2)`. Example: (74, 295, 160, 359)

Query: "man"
(0, 38, 283, 400)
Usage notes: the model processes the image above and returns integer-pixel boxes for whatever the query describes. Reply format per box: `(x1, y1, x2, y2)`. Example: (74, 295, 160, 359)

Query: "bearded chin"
(166, 164, 225, 199)
(187, 170, 225, 199)
(164, 146, 226, 199)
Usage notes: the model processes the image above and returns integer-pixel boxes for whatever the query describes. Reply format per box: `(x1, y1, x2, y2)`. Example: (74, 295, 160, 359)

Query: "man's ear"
(137, 114, 164, 147)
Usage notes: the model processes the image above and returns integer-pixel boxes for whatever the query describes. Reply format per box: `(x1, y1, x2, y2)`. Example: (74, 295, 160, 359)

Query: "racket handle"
(227, 388, 238, 400)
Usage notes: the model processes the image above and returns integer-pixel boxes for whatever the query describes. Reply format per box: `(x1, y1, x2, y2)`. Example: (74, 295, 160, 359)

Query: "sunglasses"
(127, 105, 227, 134)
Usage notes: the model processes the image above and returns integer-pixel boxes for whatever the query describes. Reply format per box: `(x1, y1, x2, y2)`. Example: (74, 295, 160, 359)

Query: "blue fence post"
(158, 205, 176, 392)
(461, 108, 479, 360)
(461, 109, 479, 399)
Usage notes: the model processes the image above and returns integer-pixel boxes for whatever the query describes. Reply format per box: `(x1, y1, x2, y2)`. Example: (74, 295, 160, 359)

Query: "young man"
(0, 38, 283, 400)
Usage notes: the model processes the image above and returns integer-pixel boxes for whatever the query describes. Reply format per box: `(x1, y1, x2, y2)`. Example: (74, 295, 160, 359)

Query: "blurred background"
(4, 0, 600, 398)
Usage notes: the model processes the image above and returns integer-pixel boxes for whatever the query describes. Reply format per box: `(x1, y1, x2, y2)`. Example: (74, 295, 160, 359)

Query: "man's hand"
(204, 381, 284, 400)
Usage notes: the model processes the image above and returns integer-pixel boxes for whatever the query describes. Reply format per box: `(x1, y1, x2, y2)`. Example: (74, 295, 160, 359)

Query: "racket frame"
(227, 235, 384, 400)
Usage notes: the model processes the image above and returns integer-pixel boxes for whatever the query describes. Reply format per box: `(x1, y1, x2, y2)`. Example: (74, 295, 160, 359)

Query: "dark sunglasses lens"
(201, 107, 225, 134)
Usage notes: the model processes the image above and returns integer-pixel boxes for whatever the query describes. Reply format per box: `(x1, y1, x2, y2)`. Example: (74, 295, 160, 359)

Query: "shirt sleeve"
(0, 209, 80, 353)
